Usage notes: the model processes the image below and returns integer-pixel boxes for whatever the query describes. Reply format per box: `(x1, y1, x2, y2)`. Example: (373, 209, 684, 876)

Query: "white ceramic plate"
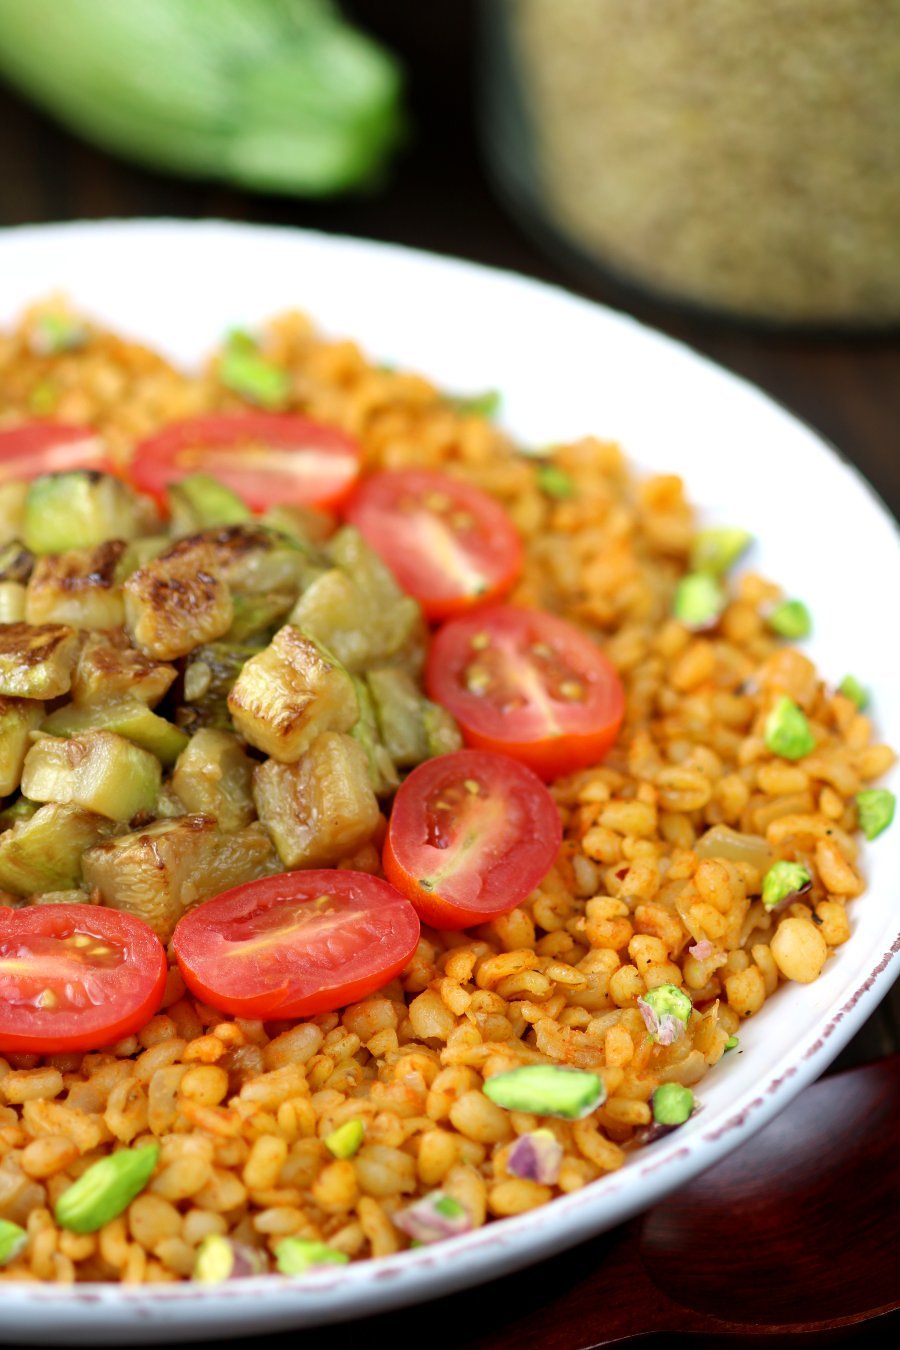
(1, 220, 898, 1345)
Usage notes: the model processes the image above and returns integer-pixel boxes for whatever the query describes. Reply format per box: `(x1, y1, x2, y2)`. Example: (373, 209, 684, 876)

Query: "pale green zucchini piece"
(124, 542, 233, 659)
(23, 472, 155, 554)
(350, 677, 398, 796)
(0, 482, 27, 549)
(170, 729, 255, 832)
(82, 817, 278, 940)
(41, 700, 188, 768)
(0, 795, 38, 829)
(261, 503, 334, 547)
(0, 582, 26, 622)
(228, 625, 357, 763)
(71, 629, 177, 708)
(0, 801, 120, 895)
(0, 622, 80, 699)
(179, 640, 260, 731)
(367, 668, 462, 769)
(0, 697, 45, 796)
(227, 591, 296, 643)
(0, 541, 34, 584)
(21, 730, 162, 821)
(28, 889, 91, 906)
(25, 541, 126, 629)
(253, 731, 379, 869)
(167, 474, 251, 535)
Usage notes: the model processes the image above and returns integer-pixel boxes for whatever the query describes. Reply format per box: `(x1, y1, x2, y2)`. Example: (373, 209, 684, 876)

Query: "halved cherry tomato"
(426, 605, 625, 780)
(383, 749, 562, 930)
(0, 905, 167, 1054)
(172, 871, 420, 1019)
(343, 469, 523, 621)
(0, 423, 112, 482)
(131, 413, 361, 512)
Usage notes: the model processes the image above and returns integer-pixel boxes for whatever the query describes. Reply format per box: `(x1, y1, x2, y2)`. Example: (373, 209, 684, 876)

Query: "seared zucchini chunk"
(22, 730, 162, 822)
(28, 889, 91, 906)
(0, 795, 39, 829)
(72, 629, 177, 708)
(261, 503, 335, 547)
(171, 729, 255, 832)
(23, 471, 155, 554)
(0, 582, 26, 622)
(25, 540, 127, 629)
(82, 816, 278, 940)
(228, 625, 357, 763)
(0, 540, 35, 584)
(351, 677, 399, 796)
(167, 474, 251, 535)
(0, 622, 80, 699)
(0, 801, 120, 895)
(253, 731, 380, 869)
(0, 697, 45, 795)
(116, 536, 170, 580)
(41, 699, 188, 768)
(0, 481, 27, 549)
(124, 542, 233, 659)
(290, 527, 421, 673)
(180, 640, 260, 730)
(367, 667, 463, 768)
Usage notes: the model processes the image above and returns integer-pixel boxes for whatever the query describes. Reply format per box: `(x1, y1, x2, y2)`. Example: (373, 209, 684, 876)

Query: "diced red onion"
(688, 940, 714, 960)
(637, 998, 684, 1046)
(506, 1131, 563, 1185)
(394, 1192, 472, 1245)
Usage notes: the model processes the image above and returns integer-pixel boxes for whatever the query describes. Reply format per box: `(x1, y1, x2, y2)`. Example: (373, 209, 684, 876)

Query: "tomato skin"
(343, 469, 524, 621)
(0, 423, 112, 481)
(130, 413, 361, 512)
(0, 905, 167, 1054)
(383, 750, 562, 930)
(426, 605, 625, 781)
(172, 871, 420, 1019)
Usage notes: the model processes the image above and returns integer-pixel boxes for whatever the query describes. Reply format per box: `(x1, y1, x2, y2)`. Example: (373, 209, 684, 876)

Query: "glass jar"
(479, 0, 900, 328)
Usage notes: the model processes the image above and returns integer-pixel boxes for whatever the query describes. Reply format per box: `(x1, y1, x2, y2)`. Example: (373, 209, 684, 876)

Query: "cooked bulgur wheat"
(0, 303, 894, 1284)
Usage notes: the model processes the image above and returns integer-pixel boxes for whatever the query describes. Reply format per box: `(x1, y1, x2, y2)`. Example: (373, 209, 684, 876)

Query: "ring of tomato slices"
(0, 423, 113, 482)
(130, 413, 361, 512)
(172, 871, 420, 1020)
(426, 605, 625, 780)
(343, 468, 524, 621)
(0, 905, 167, 1054)
(383, 749, 562, 930)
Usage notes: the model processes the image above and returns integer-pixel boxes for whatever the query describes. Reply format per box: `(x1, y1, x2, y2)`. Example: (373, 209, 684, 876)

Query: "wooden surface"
(0, 3, 897, 1345)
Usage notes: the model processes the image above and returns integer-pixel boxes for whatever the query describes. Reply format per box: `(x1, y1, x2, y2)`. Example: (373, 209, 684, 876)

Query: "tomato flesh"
(344, 469, 523, 620)
(383, 750, 562, 930)
(0, 905, 167, 1054)
(131, 413, 361, 512)
(172, 871, 420, 1019)
(0, 423, 112, 482)
(426, 605, 625, 780)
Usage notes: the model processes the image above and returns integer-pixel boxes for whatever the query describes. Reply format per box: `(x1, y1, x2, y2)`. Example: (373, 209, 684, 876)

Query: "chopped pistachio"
(761, 860, 812, 911)
(324, 1118, 364, 1160)
(193, 1234, 267, 1283)
(55, 1143, 159, 1233)
(482, 1064, 605, 1120)
(672, 572, 724, 630)
(838, 675, 869, 711)
(724, 1035, 740, 1052)
(764, 696, 816, 761)
(767, 599, 812, 640)
(275, 1238, 349, 1276)
(28, 379, 59, 415)
(856, 789, 895, 841)
(30, 312, 87, 356)
(536, 463, 576, 500)
(0, 1218, 27, 1267)
(651, 1083, 694, 1127)
(690, 526, 753, 576)
(638, 984, 693, 1045)
(219, 346, 290, 410)
(448, 389, 501, 418)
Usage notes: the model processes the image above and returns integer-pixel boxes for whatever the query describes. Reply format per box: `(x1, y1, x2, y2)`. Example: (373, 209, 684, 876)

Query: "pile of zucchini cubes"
(0, 469, 460, 939)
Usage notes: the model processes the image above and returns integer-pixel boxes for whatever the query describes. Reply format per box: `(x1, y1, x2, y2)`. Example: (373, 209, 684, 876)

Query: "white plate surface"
(0, 220, 898, 1344)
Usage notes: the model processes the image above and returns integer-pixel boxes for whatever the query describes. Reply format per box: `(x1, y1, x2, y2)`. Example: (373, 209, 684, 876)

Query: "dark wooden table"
(0, 4, 897, 1345)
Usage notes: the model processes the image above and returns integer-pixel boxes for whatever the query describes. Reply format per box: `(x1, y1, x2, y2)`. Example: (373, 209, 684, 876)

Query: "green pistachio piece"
(219, 347, 289, 410)
(856, 789, 896, 841)
(651, 1083, 694, 1127)
(54, 1143, 159, 1233)
(535, 463, 576, 500)
(448, 389, 501, 418)
(689, 527, 753, 576)
(275, 1238, 349, 1276)
(324, 1118, 364, 1160)
(724, 1035, 740, 1052)
(28, 379, 59, 415)
(31, 313, 87, 356)
(672, 573, 724, 630)
(767, 599, 812, 640)
(638, 984, 693, 1044)
(838, 675, 869, 711)
(0, 1218, 27, 1266)
(762, 860, 812, 911)
(482, 1064, 605, 1120)
(764, 696, 816, 761)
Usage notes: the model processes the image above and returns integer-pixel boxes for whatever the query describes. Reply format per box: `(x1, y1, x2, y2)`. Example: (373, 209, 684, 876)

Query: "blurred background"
(0, 2, 897, 1341)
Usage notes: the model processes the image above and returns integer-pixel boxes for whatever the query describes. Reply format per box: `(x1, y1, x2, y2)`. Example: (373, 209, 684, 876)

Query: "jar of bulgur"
(479, 0, 900, 327)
